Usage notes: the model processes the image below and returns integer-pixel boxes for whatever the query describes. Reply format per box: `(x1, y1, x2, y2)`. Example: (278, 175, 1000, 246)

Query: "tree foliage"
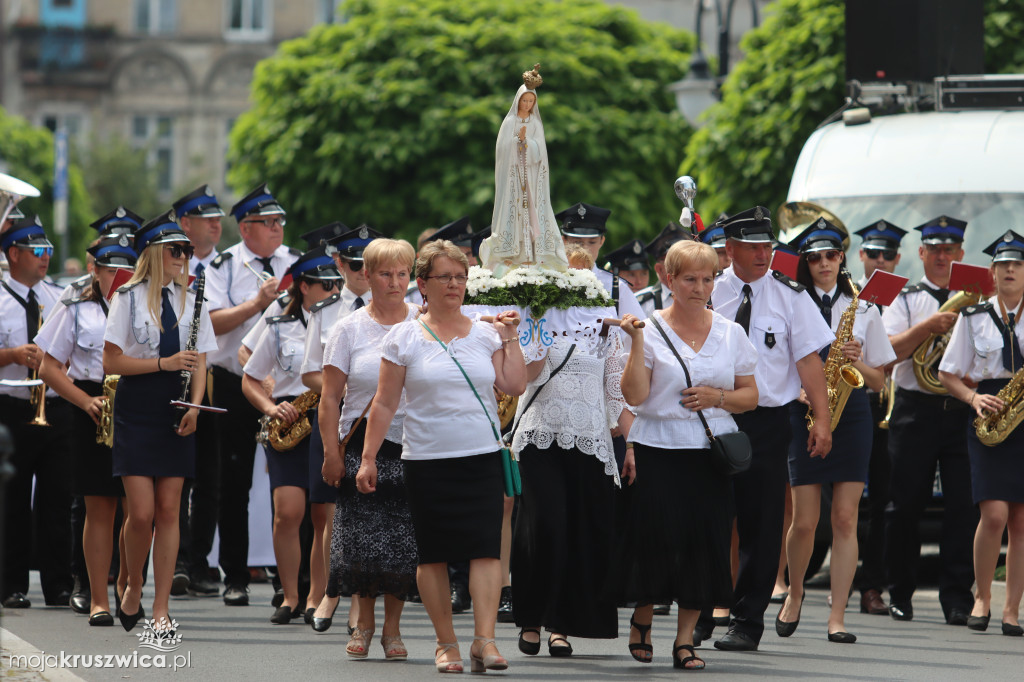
(984, 0, 1024, 74)
(75, 135, 166, 224)
(229, 0, 693, 247)
(0, 108, 91, 269)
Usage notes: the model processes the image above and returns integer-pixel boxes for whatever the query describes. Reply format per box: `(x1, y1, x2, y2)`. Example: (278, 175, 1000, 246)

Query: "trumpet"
(28, 305, 49, 427)
(878, 376, 896, 429)
(244, 259, 273, 284)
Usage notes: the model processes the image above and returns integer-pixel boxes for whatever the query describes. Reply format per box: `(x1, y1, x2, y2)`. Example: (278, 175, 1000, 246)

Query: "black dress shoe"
(827, 630, 857, 643)
(70, 577, 91, 614)
(497, 586, 514, 623)
(693, 622, 712, 647)
(118, 605, 145, 632)
(89, 611, 114, 627)
(44, 589, 73, 607)
(548, 634, 573, 657)
(271, 588, 284, 607)
(311, 601, 339, 633)
(518, 627, 541, 656)
(223, 585, 249, 606)
(3, 593, 31, 608)
(947, 608, 970, 626)
(450, 581, 470, 614)
(889, 602, 913, 621)
(270, 605, 294, 624)
(187, 576, 221, 597)
(714, 629, 758, 651)
(170, 570, 190, 596)
(966, 611, 990, 630)
(1002, 621, 1024, 636)
(303, 607, 315, 624)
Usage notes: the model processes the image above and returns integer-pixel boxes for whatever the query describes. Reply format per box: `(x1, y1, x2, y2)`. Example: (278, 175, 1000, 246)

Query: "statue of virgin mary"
(479, 65, 568, 275)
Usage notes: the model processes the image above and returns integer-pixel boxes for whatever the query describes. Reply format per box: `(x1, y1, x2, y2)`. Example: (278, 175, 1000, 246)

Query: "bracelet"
(157, 357, 162, 371)
(502, 338, 517, 345)
(969, 391, 976, 406)
(718, 388, 725, 406)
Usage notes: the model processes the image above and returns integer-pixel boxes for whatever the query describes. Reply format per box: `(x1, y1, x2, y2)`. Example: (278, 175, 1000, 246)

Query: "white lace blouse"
(509, 332, 630, 484)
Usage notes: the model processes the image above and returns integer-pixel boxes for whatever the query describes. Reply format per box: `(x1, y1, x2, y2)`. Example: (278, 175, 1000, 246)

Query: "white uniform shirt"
(0, 275, 63, 399)
(242, 311, 309, 400)
(323, 304, 417, 444)
(630, 311, 758, 449)
(593, 266, 646, 321)
(381, 320, 504, 460)
(34, 295, 107, 382)
(639, 282, 673, 317)
(939, 297, 1024, 382)
(301, 286, 372, 376)
(241, 296, 289, 352)
(812, 285, 896, 369)
(204, 242, 298, 375)
(104, 280, 217, 359)
(190, 249, 218, 279)
(882, 277, 948, 392)
(711, 267, 834, 407)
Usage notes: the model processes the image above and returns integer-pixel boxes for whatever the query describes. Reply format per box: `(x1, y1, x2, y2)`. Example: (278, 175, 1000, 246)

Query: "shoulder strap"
(650, 315, 716, 445)
(506, 343, 576, 443)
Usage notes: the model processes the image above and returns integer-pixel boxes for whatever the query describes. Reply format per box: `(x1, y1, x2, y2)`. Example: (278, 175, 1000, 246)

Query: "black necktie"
(819, 294, 833, 362)
(25, 289, 40, 338)
(1004, 312, 1024, 373)
(354, 296, 365, 310)
(935, 289, 949, 305)
(192, 261, 205, 290)
(159, 288, 180, 358)
(257, 257, 274, 276)
(734, 284, 752, 336)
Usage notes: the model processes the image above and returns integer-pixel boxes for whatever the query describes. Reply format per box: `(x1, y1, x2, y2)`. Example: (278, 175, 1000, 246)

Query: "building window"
(41, 113, 84, 148)
(317, 0, 341, 24)
(132, 115, 175, 193)
(226, 0, 271, 39)
(135, 0, 177, 35)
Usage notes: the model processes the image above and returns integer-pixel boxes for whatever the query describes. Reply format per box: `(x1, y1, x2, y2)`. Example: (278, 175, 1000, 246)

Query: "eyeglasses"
(164, 243, 195, 259)
(242, 217, 286, 228)
(863, 247, 897, 261)
(425, 273, 469, 285)
(17, 245, 53, 258)
(806, 250, 842, 264)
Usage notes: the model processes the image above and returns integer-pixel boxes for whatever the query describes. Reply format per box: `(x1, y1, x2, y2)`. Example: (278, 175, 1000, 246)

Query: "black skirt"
(606, 443, 734, 611)
(72, 380, 124, 498)
(511, 444, 618, 638)
(403, 452, 503, 565)
(787, 386, 872, 485)
(967, 378, 1024, 504)
(112, 371, 195, 478)
(331, 422, 418, 599)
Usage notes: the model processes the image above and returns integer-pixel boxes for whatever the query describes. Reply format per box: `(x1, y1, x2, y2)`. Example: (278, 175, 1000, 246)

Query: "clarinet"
(174, 270, 205, 428)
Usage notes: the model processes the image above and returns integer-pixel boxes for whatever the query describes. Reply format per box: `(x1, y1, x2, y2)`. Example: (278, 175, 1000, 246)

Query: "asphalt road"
(1, 576, 1022, 681)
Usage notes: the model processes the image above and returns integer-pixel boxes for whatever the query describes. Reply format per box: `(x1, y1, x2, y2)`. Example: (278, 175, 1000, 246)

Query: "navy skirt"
(967, 378, 1024, 504)
(306, 407, 338, 504)
(788, 386, 871, 486)
(265, 396, 312, 490)
(112, 371, 195, 478)
(72, 380, 124, 497)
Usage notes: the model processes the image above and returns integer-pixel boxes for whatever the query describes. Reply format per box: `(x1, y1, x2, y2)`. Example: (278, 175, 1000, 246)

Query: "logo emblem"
(118, 235, 130, 247)
(939, 217, 948, 227)
(754, 207, 764, 222)
(204, 185, 214, 196)
(577, 205, 586, 218)
(632, 241, 642, 254)
(877, 220, 885, 230)
(1005, 233, 1014, 243)
(358, 226, 368, 240)
(115, 207, 126, 218)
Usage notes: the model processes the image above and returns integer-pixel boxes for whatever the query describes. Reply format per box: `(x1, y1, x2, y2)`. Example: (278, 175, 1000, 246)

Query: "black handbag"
(651, 316, 752, 476)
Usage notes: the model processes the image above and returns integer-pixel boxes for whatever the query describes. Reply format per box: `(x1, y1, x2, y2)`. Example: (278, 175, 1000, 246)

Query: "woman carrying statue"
(479, 64, 567, 275)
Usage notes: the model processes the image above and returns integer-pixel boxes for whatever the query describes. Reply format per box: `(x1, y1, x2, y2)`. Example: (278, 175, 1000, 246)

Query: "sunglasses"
(806, 250, 842, 264)
(164, 243, 195, 259)
(319, 280, 338, 292)
(863, 247, 897, 261)
(343, 259, 364, 272)
(17, 245, 53, 258)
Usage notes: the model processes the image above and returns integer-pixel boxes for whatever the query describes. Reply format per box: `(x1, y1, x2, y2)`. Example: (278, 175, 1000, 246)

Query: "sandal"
(435, 641, 463, 674)
(672, 644, 705, 670)
(470, 637, 508, 672)
(629, 616, 653, 663)
(548, 634, 573, 657)
(381, 634, 408, 660)
(346, 627, 373, 659)
(518, 627, 541, 655)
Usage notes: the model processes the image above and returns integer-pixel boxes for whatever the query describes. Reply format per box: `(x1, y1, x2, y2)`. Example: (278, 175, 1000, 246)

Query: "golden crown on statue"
(522, 63, 543, 90)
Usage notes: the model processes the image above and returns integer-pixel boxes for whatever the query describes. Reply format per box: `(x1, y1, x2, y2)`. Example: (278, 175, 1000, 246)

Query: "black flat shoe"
(673, 644, 705, 670)
(628, 617, 653, 663)
(270, 605, 294, 624)
(1002, 621, 1024, 637)
(827, 631, 857, 643)
(119, 605, 144, 632)
(548, 634, 572, 657)
(775, 595, 803, 638)
(769, 592, 787, 605)
(303, 608, 315, 625)
(518, 627, 541, 656)
(88, 611, 114, 627)
(311, 600, 339, 633)
(967, 611, 990, 631)
(271, 588, 284, 608)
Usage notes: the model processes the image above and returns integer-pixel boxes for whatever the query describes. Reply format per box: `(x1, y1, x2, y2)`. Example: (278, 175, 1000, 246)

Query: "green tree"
(984, 0, 1024, 74)
(0, 108, 91, 270)
(75, 135, 166, 223)
(229, 0, 693, 247)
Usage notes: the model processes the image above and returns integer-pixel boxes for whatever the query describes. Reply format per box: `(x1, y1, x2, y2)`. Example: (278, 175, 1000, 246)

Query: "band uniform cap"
(646, 221, 688, 260)
(854, 220, 906, 250)
(983, 229, 1024, 263)
(603, 239, 650, 273)
(913, 215, 967, 245)
(134, 211, 190, 252)
(230, 182, 286, 222)
(87, 235, 138, 269)
(287, 244, 343, 281)
(471, 226, 491, 258)
(1, 215, 52, 250)
(90, 206, 144, 238)
(773, 241, 799, 258)
(300, 221, 349, 249)
(699, 224, 727, 249)
(721, 206, 773, 243)
(425, 216, 474, 247)
(792, 217, 845, 254)
(173, 185, 225, 219)
(6, 205, 25, 221)
(556, 202, 611, 238)
(325, 224, 383, 260)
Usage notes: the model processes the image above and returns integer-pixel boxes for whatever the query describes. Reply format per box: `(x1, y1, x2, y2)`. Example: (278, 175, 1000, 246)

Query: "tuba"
(0, 172, 41, 227)
(777, 202, 850, 249)
(257, 389, 321, 451)
(974, 367, 1024, 446)
(96, 375, 120, 447)
(911, 290, 984, 394)
(807, 272, 865, 431)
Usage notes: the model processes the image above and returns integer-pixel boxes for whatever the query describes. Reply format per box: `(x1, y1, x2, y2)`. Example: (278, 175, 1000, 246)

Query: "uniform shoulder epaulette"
(211, 252, 233, 269)
(772, 269, 806, 292)
(901, 283, 925, 295)
(116, 281, 141, 293)
(69, 273, 91, 290)
(310, 293, 340, 313)
(43, 279, 64, 290)
(274, 291, 292, 306)
(962, 302, 994, 316)
(62, 296, 85, 307)
(288, 246, 302, 257)
(267, 314, 298, 325)
(635, 284, 658, 305)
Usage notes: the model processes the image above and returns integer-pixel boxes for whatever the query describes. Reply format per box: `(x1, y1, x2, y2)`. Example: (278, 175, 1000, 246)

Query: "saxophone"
(912, 289, 984, 394)
(807, 273, 865, 432)
(96, 374, 120, 447)
(257, 389, 321, 451)
(974, 367, 1024, 445)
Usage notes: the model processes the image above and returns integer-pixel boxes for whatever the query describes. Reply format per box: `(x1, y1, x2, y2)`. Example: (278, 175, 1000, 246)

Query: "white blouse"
(301, 286, 372, 376)
(630, 311, 759, 450)
(242, 311, 309, 400)
(34, 296, 107, 382)
(381, 319, 504, 460)
(323, 304, 416, 445)
(104, 280, 217, 359)
(510, 333, 628, 483)
(939, 298, 1024, 382)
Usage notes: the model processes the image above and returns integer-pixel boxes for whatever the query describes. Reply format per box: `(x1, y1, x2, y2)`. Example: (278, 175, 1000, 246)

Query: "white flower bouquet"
(465, 265, 613, 317)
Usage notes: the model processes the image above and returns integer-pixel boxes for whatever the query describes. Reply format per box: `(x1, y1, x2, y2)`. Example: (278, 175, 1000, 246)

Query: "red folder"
(770, 249, 799, 280)
(948, 261, 995, 297)
(106, 269, 134, 300)
(858, 270, 908, 307)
